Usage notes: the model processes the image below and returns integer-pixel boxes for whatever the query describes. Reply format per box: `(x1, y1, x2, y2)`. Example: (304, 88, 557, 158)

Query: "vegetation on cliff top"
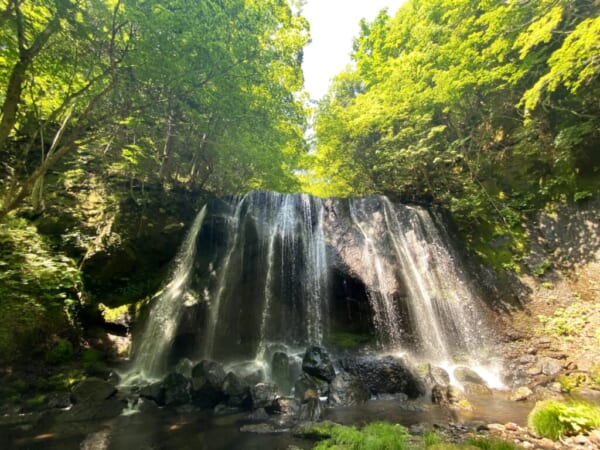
(305, 0, 600, 269)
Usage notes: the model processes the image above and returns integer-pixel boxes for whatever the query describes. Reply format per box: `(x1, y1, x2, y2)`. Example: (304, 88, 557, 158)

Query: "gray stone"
(429, 366, 450, 386)
(222, 372, 251, 407)
(294, 372, 328, 402)
(453, 366, 486, 385)
(328, 371, 369, 407)
(340, 355, 425, 398)
(250, 382, 278, 409)
(71, 378, 116, 404)
(509, 386, 533, 401)
(162, 372, 191, 406)
(462, 381, 492, 396)
(302, 346, 335, 382)
(541, 358, 563, 376)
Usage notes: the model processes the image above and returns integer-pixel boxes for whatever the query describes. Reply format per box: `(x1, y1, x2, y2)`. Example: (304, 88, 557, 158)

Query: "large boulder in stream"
(162, 372, 192, 406)
(191, 360, 226, 408)
(431, 384, 472, 410)
(250, 382, 279, 409)
(222, 372, 251, 408)
(339, 355, 425, 398)
(294, 373, 329, 402)
(453, 366, 486, 385)
(61, 377, 124, 421)
(71, 377, 116, 404)
(302, 345, 336, 382)
(328, 371, 370, 406)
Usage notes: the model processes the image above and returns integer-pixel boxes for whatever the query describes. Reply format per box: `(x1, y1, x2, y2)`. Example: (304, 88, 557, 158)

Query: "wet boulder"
(302, 346, 335, 382)
(294, 373, 328, 402)
(250, 382, 279, 409)
(453, 367, 486, 385)
(339, 355, 425, 398)
(298, 389, 322, 421)
(428, 366, 450, 387)
(71, 377, 116, 404)
(174, 358, 194, 377)
(190, 360, 226, 408)
(510, 386, 533, 401)
(222, 372, 251, 408)
(328, 371, 369, 407)
(139, 381, 166, 406)
(162, 372, 191, 406)
(192, 360, 226, 387)
(432, 384, 472, 410)
(462, 381, 492, 396)
(63, 377, 123, 421)
(269, 397, 301, 417)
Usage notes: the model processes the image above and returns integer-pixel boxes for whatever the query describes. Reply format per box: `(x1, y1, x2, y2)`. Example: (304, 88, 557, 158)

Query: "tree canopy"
(305, 0, 600, 267)
(0, 0, 309, 220)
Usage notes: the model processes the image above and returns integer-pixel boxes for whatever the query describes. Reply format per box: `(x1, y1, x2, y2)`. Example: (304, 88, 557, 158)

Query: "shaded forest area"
(0, 0, 599, 407)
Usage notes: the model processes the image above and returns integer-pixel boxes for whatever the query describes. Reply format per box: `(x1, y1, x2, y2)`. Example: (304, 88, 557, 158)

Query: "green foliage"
(422, 431, 442, 447)
(326, 331, 373, 350)
(45, 338, 75, 365)
(557, 373, 587, 393)
(465, 437, 520, 450)
(308, 0, 600, 271)
(314, 422, 410, 450)
(537, 301, 592, 337)
(82, 348, 107, 376)
(0, 215, 82, 361)
(527, 400, 600, 440)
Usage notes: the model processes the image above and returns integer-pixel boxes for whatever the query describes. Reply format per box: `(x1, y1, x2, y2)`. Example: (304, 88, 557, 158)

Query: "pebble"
(487, 423, 505, 432)
(504, 422, 519, 431)
(510, 386, 533, 401)
(538, 438, 556, 449)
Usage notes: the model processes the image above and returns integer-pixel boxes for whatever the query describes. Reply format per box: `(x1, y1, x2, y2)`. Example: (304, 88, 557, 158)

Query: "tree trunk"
(159, 111, 174, 181)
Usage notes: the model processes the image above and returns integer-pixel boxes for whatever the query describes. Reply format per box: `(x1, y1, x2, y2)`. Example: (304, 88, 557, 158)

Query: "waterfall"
(348, 198, 404, 348)
(127, 192, 493, 379)
(201, 192, 329, 362)
(124, 206, 207, 381)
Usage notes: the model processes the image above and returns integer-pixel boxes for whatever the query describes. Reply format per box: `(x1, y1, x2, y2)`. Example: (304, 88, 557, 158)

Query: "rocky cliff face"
(497, 196, 600, 399)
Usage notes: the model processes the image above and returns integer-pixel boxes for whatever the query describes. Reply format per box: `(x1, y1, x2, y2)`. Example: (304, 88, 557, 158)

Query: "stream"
(1, 392, 534, 450)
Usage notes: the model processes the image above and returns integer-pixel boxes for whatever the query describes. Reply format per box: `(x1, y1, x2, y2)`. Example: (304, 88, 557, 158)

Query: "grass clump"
(465, 437, 520, 450)
(527, 400, 600, 440)
(314, 422, 410, 450)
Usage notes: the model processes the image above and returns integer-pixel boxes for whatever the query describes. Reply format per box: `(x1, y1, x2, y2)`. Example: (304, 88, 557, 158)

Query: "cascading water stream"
(201, 192, 329, 364)
(348, 198, 403, 348)
(201, 195, 248, 359)
(124, 205, 207, 381)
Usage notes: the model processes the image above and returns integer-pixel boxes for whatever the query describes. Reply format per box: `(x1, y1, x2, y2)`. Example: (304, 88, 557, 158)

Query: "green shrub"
(82, 348, 107, 375)
(557, 373, 587, 393)
(314, 422, 410, 450)
(527, 400, 600, 440)
(46, 339, 75, 364)
(0, 216, 82, 360)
